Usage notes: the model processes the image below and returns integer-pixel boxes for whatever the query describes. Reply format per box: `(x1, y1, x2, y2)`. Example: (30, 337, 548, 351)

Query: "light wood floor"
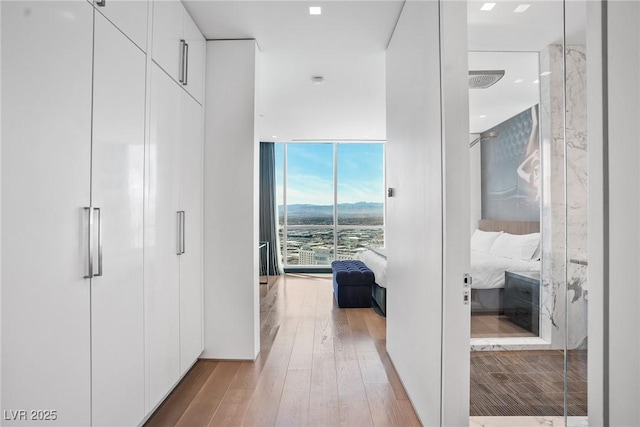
(145, 274, 420, 427)
(470, 314, 537, 338)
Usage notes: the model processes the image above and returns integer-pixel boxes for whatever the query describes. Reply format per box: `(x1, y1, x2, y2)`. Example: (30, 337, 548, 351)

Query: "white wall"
(470, 134, 481, 235)
(386, 1, 469, 425)
(203, 40, 260, 360)
(601, 1, 640, 425)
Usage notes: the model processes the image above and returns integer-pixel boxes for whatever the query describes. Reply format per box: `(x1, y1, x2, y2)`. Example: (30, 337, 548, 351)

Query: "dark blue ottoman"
(331, 260, 375, 308)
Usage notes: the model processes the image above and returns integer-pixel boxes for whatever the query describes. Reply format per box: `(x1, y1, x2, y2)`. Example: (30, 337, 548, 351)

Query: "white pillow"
(489, 232, 540, 260)
(470, 229, 503, 253)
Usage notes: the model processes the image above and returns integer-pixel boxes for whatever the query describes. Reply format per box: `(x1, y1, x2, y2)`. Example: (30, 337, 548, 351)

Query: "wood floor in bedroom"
(471, 314, 538, 338)
(144, 273, 420, 427)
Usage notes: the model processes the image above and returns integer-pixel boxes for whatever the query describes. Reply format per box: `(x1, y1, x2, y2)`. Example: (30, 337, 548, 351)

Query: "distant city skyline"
(275, 142, 384, 206)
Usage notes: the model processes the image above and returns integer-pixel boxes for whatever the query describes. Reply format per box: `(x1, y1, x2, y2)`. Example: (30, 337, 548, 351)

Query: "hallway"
(145, 274, 420, 426)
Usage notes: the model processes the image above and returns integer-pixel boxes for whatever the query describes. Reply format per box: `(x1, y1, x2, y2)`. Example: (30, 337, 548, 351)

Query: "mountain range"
(279, 202, 383, 217)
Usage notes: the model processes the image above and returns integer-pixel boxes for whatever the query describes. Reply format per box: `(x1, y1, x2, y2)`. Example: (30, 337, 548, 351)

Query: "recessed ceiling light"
(272, 135, 278, 138)
(540, 71, 552, 76)
(514, 4, 530, 13)
(309, 6, 321, 15)
(514, 79, 524, 83)
(479, 115, 487, 118)
(480, 3, 496, 11)
(533, 79, 539, 84)
(311, 76, 325, 84)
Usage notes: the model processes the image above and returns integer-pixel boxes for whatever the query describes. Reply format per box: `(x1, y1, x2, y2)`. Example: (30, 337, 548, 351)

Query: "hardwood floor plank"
(145, 360, 219, 427)
(363, 310, 386, 340)
(175, 361, 242, 427)
(373, 340, 409, 401)
(241, 344, 293, 426)
(358, 351, 389, 384)
(207, 389, 253, 427)
(347, 309, 378, 353)
(364, 383, 408, 427)
(274, 369, 312, 426)
(337, 360, 373, 427)
(308, 352, 340, 427)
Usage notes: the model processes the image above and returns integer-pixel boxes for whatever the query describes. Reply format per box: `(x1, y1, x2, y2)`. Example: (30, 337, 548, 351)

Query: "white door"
(146, 63, 182, 411)
(1, 2, 94, 425)
(92, 0, 149, 52)
(178, 92, 204, 374)
(90, 12, 146, 427)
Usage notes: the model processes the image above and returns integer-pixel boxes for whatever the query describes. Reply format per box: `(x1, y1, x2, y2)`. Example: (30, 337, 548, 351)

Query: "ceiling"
(184, 0, 586, 141)
(468, 51, 540, 134)
(184, 0, 403, 142)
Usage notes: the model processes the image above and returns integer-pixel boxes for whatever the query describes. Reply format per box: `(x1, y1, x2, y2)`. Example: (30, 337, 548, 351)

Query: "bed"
(359, 248, 387, 316)
(471, 219, 541, 313)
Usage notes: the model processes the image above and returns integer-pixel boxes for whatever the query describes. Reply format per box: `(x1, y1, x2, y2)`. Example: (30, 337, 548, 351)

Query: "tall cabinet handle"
(84, 207, 94, 279)
(94, 207, 103, 277)
(183, 43, 189, 86)
(179, 39, 186, 83)
(177, 211, 183, 255)
(181, 211, 186, 254)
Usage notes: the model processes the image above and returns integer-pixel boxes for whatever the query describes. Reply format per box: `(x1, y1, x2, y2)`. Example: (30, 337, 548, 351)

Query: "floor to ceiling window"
(275, 142, 385, 267)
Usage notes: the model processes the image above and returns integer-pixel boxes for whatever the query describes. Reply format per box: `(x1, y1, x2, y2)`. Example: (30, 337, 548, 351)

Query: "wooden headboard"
(478, 219, 540, 235)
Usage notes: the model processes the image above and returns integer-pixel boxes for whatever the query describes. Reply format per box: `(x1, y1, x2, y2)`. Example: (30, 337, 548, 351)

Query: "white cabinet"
(146, 62, 204, 411)
(1, 2, 94, 425)
(146, 64, 183, 411)
(2, 3, 148, 426)
(92, 0, 149, 52)
(2, 2, 204, 424)
(90, 12, 146, 427)
(179, 92, 205, 374)
(152, 0, 205, 103)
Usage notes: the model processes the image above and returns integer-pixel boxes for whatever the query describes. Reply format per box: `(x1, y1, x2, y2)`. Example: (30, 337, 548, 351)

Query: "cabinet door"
(179, 93, 204, 373)
(146, 63, 182, 411)
(151, 0, 183, 83)
(90, 13, 146, 426)
(1, 2, 93, 425)
(182, 12, 205, 104)
(93, 0, 149, 52)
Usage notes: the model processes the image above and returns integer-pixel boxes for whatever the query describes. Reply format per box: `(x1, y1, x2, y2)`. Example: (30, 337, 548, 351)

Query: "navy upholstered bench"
(331, 260, 375, 308)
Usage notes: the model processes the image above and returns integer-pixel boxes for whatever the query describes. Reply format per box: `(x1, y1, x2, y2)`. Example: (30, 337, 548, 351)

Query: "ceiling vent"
(468, 70, 505, 89)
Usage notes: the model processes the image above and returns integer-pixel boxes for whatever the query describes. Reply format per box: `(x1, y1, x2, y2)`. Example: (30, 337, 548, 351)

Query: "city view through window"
(275, 142, 385, 267)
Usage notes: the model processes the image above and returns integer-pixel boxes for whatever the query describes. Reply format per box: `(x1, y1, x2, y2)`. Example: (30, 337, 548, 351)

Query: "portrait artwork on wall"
(481, 105, 540, 221)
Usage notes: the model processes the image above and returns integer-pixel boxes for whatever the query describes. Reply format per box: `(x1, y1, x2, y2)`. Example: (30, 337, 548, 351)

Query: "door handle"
(94, 207, 103, 277)
(84, 207, 93, 279)
(181, 211, 186, 254)
(179, 39, 186, 83)
(177, 211, 183, 255)
(183, 43, 189, 86)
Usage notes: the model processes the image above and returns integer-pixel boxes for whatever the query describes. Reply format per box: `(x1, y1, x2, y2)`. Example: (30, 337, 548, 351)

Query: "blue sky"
(275, 143, 384, 206)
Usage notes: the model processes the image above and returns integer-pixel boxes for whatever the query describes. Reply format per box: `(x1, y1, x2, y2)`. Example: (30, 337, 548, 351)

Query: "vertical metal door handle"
(84, 207, 93, 279)
(94, 207, 103, 277)
(181, 211, 186, 254)
(177, 211, 183, 255)
(183, 43, 189, 86)
(179, 39, 186, 83)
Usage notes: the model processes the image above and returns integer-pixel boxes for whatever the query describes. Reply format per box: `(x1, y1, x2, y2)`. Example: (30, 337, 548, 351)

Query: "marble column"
(540, 44, 588, 350)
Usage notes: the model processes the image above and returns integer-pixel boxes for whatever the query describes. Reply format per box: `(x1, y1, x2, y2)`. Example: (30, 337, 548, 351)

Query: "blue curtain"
(259, 142, 283, 276)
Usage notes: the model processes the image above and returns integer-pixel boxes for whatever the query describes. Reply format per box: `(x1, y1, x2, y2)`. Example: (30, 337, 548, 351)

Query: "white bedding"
(471, 250, 540, 289)
(359, 248, 388, 288)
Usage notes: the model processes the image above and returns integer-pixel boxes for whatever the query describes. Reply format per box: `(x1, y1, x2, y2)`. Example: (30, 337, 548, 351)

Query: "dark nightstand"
(504, 270, 540, 335)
